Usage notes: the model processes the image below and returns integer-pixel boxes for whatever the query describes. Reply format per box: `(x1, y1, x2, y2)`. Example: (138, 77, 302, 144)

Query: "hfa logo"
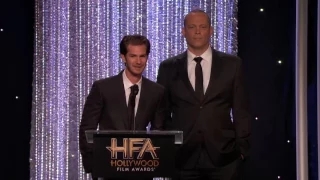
(106, 138, 159, 159)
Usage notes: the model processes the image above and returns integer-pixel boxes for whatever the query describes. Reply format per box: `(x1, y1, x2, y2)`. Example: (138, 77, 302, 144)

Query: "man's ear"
(120, 54, 126, 63)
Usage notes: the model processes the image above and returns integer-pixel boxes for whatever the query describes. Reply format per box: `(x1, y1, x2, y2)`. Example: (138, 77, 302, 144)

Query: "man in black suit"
(79, 35, 165, 178)
(157, 10, 251, 180)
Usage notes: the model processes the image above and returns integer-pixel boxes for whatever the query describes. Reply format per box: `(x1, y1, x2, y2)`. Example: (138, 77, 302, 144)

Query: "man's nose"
(136, 57, 142, 64)
(195, 27, 200, 34)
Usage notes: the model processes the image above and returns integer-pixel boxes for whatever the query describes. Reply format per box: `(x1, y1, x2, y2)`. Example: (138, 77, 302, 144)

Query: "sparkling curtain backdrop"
(30, 0, 238, 179)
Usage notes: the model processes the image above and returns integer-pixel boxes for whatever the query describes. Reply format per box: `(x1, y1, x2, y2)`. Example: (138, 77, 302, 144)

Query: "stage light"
(260, 8, 264, 12)
(278, 176, 281, 179)
(278, 60, 282, 64)
(0, 29, 3, 31)
(255, 117, 258, 120)
(287, 140, 290, 143)
(16, 96, 19, 99)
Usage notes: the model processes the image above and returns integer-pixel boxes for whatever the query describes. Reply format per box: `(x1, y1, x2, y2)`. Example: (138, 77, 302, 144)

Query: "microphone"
(129, 84, 139, 131)
(131, 84, 139, 96)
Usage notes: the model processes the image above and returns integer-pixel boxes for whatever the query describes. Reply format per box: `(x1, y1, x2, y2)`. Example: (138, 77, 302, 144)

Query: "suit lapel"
(116, 71, 130, 129)
(177, 52, 199, 102)
(203, 49, 222, 103)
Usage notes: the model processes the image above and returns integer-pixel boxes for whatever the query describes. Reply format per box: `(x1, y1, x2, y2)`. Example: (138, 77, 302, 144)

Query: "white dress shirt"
(122, 71, 142, 117)
(187, 46, 212, 93)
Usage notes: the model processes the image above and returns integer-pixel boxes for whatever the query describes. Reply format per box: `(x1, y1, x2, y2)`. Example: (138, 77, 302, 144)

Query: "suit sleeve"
(150, 87, 165, 130)
(232, 58, 251, 158)
(156, 62, 173, 129)
(79, 81, 103, 173)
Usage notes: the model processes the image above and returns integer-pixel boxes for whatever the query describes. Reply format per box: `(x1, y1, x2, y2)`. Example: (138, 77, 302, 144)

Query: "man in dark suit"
(157, 10, 251, 180)
(79, 35, 165, 179)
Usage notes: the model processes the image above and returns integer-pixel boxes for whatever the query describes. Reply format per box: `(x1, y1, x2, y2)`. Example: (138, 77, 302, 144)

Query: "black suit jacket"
(79, 71, 165, 173)
(157, 49, 251, 168)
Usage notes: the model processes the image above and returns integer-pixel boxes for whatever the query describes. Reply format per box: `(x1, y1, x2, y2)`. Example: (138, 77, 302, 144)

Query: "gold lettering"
(154, 160, 159, 167)
(141, 160, 147, 166)
(106, 138, 160, 161)
(129, 138, 144, 159)
(116, 160, 123, 166)
(134, 160, 140, 166)
(138, 139, 159, 159)
(110, 160, 116, 166)
(106, 138, 128, 159)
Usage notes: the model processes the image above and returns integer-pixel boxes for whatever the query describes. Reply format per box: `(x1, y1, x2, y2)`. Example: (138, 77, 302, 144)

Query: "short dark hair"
(183, 9, 211, 27)
(120, 34, 150, 55)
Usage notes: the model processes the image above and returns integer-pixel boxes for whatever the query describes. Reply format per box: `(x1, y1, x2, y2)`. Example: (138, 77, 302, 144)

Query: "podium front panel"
(92, 133, 176, 179)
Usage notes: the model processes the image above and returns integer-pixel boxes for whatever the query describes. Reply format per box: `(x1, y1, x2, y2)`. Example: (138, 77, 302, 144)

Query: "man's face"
(182, 12, 213, 52)
(121, 44, 148, 77)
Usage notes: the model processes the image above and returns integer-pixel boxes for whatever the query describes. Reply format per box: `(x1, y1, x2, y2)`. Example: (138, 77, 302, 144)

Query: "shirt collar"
(187, 46, 212, 63)
(122, 70, 142, 90)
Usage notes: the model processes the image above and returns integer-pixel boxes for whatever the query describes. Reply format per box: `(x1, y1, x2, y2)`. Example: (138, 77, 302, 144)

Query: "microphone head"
(131, 84, 139, 95)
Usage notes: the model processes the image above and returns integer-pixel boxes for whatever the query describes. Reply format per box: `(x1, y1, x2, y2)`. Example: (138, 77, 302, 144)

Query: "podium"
(85, 130, 183, 179)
